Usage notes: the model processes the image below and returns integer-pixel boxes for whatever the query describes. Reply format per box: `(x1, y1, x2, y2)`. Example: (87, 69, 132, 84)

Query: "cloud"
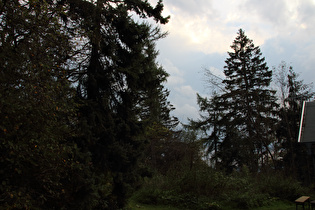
(163, 0, 216, 17)
(158, 0, 233, 54)
(175, 104, 199, 123)
(171, 85, 199, 123)
(159, 0, 315, 56)
(175, 85, 196, 97)
(158, 0, 282, 55)
(242, 0, 290, 26)
(258, 0, 315, 83)
(297, 0, 315, 27)
(162, 58, 185, 86)
(152, 0, 315, 123)
(159, 57, 200, 122)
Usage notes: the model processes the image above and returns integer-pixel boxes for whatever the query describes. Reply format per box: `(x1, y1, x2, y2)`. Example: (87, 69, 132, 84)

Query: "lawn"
(128, 200, 181, 210)
(128, 200, 296, 210)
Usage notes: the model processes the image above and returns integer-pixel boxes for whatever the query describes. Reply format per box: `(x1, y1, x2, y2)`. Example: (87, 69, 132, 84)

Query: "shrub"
(221, 170, 271, 209)
(132, 162, 310, 209)
(227, 190, 270, 209)
(256, 172, 306, 201)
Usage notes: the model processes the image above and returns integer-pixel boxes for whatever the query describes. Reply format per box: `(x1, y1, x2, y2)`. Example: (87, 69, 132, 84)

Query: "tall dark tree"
(218, 29, 278, 172)
(0, 0, 172, 208)
(193, 29, 278, 173)
(62, 0, 171, 208)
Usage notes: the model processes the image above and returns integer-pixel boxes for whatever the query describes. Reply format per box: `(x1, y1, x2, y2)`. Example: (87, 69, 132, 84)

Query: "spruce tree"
(62, 0, 171, 208)
(219, 29, 278, 172)
(193, 29, 279, 172)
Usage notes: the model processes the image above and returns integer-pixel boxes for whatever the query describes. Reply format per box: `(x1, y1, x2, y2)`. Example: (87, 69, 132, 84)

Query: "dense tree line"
(0, 0, 176, 209)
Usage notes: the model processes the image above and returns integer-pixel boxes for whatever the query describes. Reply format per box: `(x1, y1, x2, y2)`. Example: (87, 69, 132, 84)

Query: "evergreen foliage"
(192, 29, 279, 173)
(189, 93, 222, 167)
(220, 29, 278, 172)
(2, 1, 315, 209)
(0, 0, 172, 208)
(65, 0, 172, 207)
(0, 0, 80, 208)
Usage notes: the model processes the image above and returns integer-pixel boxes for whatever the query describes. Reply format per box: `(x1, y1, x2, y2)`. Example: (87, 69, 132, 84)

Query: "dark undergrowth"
(131, 164, 313, 210)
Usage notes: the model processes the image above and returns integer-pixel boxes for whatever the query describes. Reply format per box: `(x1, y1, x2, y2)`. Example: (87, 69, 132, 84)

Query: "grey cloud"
(297, 0, 315, 30)
(164, 0, 217, 18)
(262, 35, 315, 84)
(241, 0, 291, 26)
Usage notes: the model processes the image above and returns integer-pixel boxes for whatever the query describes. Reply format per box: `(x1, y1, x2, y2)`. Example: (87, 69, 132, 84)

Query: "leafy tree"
(0, 0, 82, 208)
(1, 0, 172, 208)
(143, 123, 188, 174)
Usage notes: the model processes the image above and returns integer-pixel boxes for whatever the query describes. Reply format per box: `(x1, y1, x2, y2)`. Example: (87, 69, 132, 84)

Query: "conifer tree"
(1, 0, 172, 208)
(218, 29, 278, 172)
(193, 29, 279, 172)
(62, 0, 171, 208)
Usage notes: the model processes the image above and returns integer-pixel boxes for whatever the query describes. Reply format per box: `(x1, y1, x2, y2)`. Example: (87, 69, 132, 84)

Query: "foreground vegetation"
(130, 161, 313, 210)
(130, 146, 315, 210)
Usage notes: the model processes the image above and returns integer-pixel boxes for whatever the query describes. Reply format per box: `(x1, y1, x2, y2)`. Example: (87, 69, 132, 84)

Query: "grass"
(128, 199, 296, 210)
(253, 200, 296, 210)
(128, 200, 181, 210)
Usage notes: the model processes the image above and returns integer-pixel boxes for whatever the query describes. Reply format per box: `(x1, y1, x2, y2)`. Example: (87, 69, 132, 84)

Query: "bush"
(132, 174, 219, 209)
(132, 187, 162, 205)
(256, 172, 306, 201)
(220, 169, 271, 209)
(227, 190, 270, 209)
(132, 162, 309, 209)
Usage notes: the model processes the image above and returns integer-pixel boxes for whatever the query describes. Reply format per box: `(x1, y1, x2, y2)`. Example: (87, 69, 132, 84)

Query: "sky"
(149, 0, 315, 124)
